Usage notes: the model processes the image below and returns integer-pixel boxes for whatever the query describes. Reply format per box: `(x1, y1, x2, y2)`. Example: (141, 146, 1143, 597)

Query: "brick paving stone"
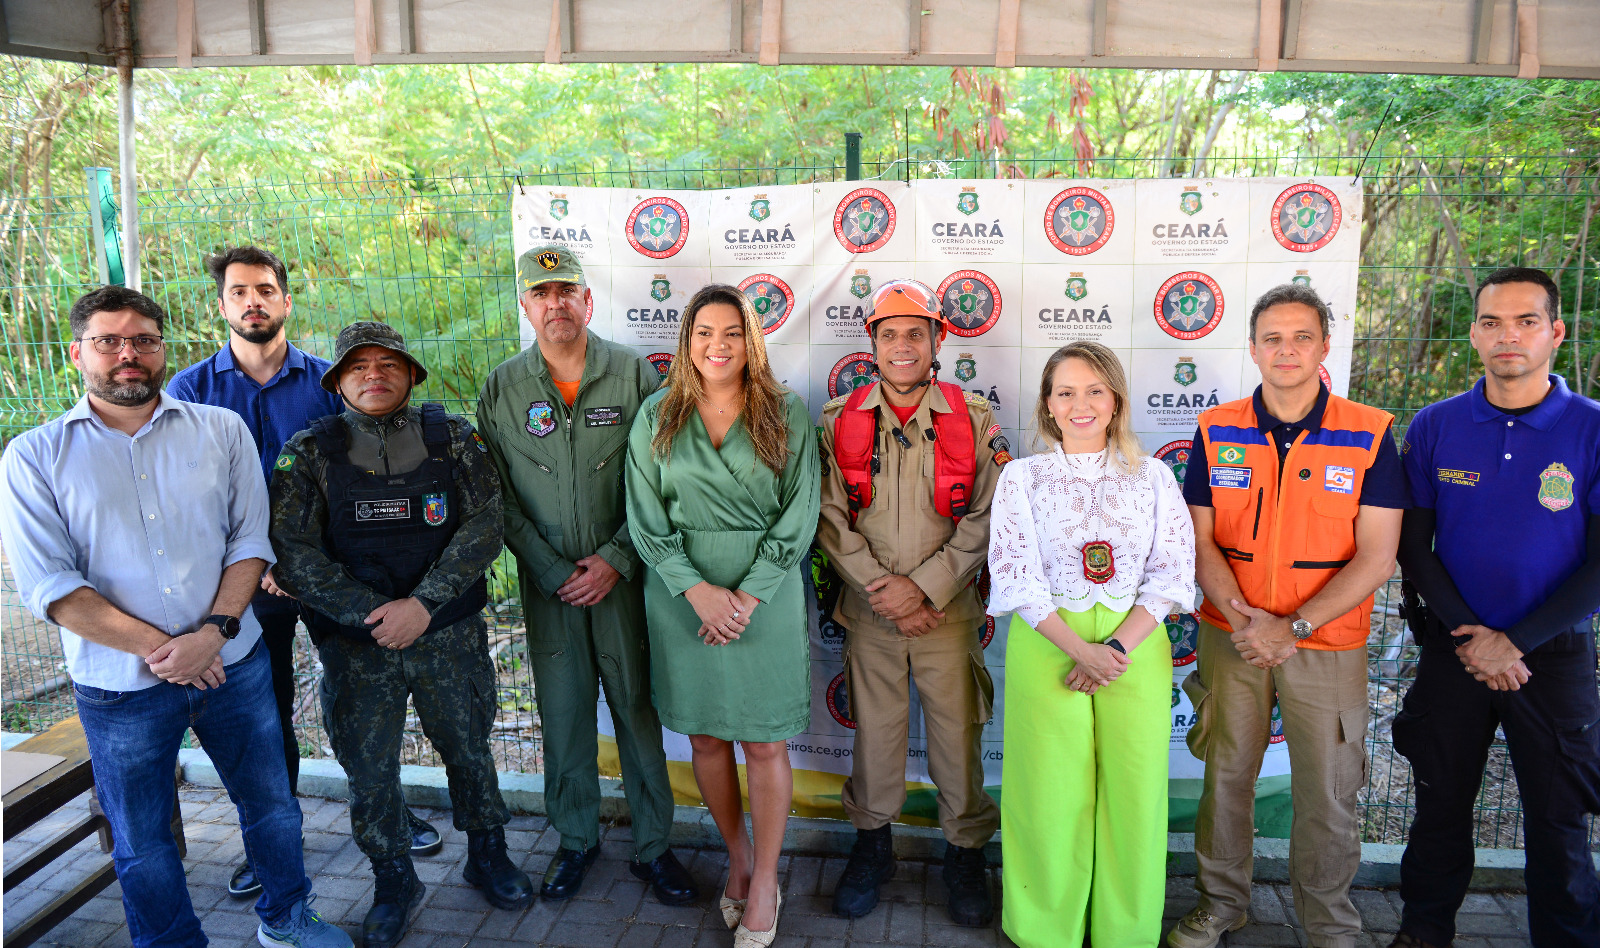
(886, 901, 925, 943)
(1250, 884, 1289, 925)
(1273, 884, 1302, 927)
(1459, 892, 1505, 914)
(510, 899, 566, 943)
(922, 921, 1000, 946)
(780, 909, 850, 938)
(409, 906, 488, 935)
(1454, 912, 1530, 937)
(1228, 923, 1305, 947)
(1351, 888, 1401, 932)
(615, 923, 663, 948)
(807, 938, 848, 948)
(545, 919, 627, 947)
(200, 909, 262, 939)
(654, 924, 702, 948)
(847, 903, 891, 942)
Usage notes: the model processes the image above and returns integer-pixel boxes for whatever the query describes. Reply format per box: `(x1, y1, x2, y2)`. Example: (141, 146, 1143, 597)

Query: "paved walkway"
(4, 787, 1534, 948)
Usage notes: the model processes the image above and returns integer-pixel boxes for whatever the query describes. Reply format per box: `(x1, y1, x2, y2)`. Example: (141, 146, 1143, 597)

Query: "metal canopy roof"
(3, 0, 1597, 79)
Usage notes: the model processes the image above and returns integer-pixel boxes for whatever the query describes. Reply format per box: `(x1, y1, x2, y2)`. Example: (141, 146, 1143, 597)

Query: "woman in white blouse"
(987, 341, 1196, 948)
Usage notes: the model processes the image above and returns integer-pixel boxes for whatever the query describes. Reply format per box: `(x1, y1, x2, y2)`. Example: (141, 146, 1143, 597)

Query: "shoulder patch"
(964, 391, 990, 408)
(471, 432, 489, 454)
(823, 394, 850, 412)
(273, 451, 296, 472)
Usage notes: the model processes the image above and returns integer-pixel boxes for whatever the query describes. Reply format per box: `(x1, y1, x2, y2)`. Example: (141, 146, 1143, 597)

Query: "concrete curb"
(163, 747, 1576, 892)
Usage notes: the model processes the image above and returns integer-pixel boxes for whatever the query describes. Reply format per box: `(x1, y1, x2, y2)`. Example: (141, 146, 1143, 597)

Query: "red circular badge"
(829, 352, 879, 399)
(1043, 186, 1115, 256)
(938, 270, 1003, 338)
(833, 188, 897, 254)
(625, 196, 690, 259)
(1153, 271, 1224, 341)
(1270, 183, 1341, 253)
(737, 273, 796, 335)
(1318, 364, 1333, 391)
(826, 671, 856, 729)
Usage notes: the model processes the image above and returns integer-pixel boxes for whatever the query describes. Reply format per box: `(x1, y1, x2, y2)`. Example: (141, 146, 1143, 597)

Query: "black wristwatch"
(202, 614, 242, 640)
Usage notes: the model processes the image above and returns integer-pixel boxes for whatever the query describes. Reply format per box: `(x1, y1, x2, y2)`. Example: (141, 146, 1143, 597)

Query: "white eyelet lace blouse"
(986, 445, 1197, 629)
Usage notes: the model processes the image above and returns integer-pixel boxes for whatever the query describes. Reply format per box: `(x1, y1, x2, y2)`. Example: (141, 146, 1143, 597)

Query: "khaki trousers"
(840, 620, 1000, 849)
(1186, 621, 1369, 948)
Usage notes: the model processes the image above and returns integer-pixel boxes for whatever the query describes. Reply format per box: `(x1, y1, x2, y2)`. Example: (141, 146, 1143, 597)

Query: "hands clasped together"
(687, 582, 761, 646)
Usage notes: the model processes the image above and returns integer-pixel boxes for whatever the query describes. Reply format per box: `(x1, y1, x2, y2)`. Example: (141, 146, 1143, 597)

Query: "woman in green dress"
(625, 283, 820, 948)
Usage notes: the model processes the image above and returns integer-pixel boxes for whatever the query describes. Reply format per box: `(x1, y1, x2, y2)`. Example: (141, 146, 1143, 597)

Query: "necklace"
(700, 393, 742, 415)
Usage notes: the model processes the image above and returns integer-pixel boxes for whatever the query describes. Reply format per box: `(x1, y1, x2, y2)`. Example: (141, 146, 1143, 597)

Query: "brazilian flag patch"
(274, 452, 296, 472)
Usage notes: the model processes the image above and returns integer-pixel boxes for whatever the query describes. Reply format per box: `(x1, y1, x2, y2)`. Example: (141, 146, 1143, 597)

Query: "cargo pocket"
(970, 648, 995, 725)
(468, 665, 496, 745)
(1336, 704, 1370, 797)
(1181, 671, 1212, 761)
(1553, 713, 1600, 815)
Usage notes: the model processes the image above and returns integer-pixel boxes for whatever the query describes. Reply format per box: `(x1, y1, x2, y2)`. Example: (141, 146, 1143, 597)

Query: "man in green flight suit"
(476, 245, 695, 905)
(269, 323, 533, 948)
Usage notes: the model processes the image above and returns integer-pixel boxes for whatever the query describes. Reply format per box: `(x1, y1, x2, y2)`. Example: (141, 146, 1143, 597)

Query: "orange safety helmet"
(865, 279, 950, 341)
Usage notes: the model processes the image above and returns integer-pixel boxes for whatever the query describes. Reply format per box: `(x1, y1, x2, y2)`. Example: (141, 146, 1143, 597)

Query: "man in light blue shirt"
(0, 286, 351, 948)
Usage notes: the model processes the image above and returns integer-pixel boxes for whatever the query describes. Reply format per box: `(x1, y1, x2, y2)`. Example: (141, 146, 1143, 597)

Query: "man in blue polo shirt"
(168, 246, 440, 898)
(1392, 266, 1600, 948)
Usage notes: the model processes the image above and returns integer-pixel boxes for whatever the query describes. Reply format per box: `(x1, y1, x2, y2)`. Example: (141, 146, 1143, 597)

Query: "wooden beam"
(1257, 0, 1280, 72)
(995, 0, 1019, 68)
(353, 0, 374, 65)
(907, 0, 921, 55)
(247, 0, 266, 56)
(175, 0, 194, 67)
(544, 0, 562, 63)
(1471, 0, 1494, 64)
(1281, 0, 1302, 60)
(759, 0, 781, 66)
(1516, 0, 1539, 78)
(1091, 0, 1107, 57)
(399, 0, 416, 55)
(729, 0, 743, 53)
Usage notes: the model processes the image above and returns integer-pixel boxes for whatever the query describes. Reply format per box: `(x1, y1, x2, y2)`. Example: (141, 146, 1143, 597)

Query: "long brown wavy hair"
(651, 284, 793, 475)
(1032, 341, 1144, 475)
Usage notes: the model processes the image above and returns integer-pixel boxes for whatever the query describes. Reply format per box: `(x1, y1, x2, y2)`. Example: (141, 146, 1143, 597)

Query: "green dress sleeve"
(738, 394, 823, 603)
(625, 397, 706, 597)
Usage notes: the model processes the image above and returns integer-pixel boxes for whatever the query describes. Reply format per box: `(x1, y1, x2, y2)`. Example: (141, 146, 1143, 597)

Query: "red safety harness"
(833, 380, 976, 523)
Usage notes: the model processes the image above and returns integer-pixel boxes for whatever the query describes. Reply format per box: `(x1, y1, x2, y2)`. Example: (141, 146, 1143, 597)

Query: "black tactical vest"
(303, 403, 489, 642)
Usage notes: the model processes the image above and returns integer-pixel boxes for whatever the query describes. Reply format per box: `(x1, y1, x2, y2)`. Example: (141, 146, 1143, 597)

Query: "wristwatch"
(1288, 611, 1314, 641)
(202, 614, 242, 640)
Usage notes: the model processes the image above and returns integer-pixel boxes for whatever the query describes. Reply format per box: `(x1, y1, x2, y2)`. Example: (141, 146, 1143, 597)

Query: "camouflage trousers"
(315, 615, 510, 861)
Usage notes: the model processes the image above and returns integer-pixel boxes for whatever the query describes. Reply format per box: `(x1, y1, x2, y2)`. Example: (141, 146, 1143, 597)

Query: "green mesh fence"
(1, 153, 1595, 849)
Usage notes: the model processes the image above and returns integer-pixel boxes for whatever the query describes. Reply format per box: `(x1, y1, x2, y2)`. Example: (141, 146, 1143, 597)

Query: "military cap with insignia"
(320, 320, 429, 393)
(516, 244, 587, 291)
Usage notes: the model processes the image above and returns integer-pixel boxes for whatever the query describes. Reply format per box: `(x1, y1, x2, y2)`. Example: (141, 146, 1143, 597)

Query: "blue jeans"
(74, 641, 311, 948)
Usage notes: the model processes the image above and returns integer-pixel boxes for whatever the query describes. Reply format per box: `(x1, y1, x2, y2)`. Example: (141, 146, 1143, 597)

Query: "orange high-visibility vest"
(1197, 393, 1394, 650)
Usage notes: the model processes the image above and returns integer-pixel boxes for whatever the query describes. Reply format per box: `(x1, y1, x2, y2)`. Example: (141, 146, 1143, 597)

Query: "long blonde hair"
(651, 284, 793, 475)
(1032, 341, 1144, 474)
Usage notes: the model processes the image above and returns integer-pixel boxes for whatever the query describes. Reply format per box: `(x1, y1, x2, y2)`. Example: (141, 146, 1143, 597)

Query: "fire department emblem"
(549, 194, 569, 220)
(826, 672, 856, 729)
(738, 273, 795, 334)
(1155, 271, 1224, 341)
(1082, 540, 1115, 584)
(1174, 357, 1198, 387)
(749, 195, 770, 222)
(526, 401, 556, 438)
(626, 196, 689, 259)
(423, 493, 448, 526)
(1180, 187, 1203, 216)
(1167, 610, 1200, 667)
(938, 270, 1002, 338)
(1271, 183, 1341, 252)
(649, 275, 671, 302)
(646, 353, 673, 380)
(833, 187, 896, 254)
(1270, 698, 1286, 744)
(828, 353, 879, 398)
(1155, 439, 1193, 487)
(1044, 186, 1114, 255)
(1064, 274, 1088, 301)
(850, 270, 872, 299)
(954, 352, 977, 383)
(957, 187, 979, 216)
(1539, 462, 1575, 512)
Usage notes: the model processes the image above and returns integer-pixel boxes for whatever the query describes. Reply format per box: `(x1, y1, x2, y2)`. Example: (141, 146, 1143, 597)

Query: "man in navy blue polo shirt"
(1393, 266, 1600, 948)
(168, 246, 441, 898)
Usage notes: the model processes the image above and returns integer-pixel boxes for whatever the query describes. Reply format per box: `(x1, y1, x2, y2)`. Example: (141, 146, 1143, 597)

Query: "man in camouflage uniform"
(269, 323, 532, 948)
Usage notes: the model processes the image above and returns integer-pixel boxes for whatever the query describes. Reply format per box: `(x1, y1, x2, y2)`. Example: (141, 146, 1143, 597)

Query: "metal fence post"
(845, 132, 861, 181)
(85, 167, 126, 286)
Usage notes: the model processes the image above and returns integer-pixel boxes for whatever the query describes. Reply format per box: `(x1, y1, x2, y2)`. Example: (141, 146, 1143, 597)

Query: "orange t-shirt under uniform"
(553, 379, 580, 407)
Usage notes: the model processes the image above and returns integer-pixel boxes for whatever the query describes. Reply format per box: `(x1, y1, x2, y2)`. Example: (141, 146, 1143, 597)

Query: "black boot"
(463, 827, 534, 910)
(831, 825, 896, 918)
(406, 808, 442, 857)
(362, 856, 424, 948)
(941, 843, 993, 928)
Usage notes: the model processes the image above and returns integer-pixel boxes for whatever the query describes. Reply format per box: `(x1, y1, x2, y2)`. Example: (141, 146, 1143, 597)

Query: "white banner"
(511, 177, 1361, 828)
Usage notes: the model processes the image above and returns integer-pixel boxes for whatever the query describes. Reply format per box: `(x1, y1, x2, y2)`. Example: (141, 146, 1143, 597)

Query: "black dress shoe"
(628, 850, 699, 906)
(407, 808, 442, 857)
(228, 859, 263, 899)
(540, 844, 600, 901)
